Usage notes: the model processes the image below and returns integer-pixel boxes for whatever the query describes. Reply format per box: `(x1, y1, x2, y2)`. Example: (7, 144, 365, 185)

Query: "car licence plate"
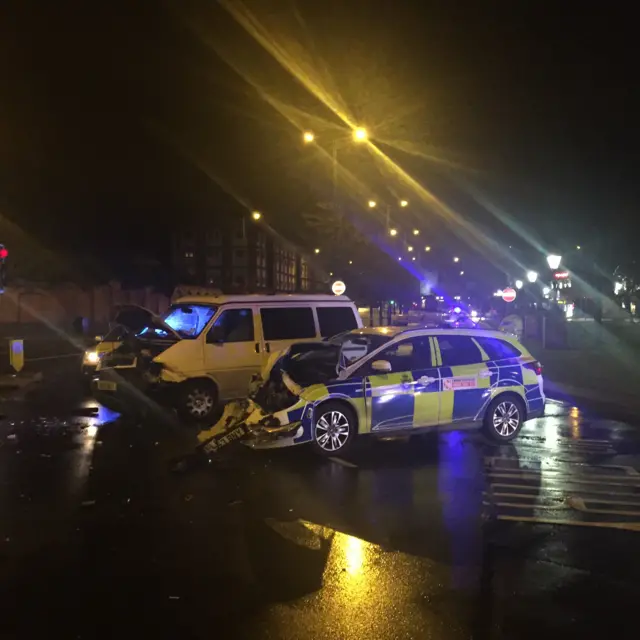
(97, 380, 117, 392)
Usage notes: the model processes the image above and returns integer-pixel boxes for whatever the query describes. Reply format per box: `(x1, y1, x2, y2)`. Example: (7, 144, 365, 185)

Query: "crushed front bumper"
(196, 398, 304, 453)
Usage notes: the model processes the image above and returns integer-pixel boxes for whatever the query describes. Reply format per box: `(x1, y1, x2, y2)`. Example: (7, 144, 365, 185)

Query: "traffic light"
(0, 244, 7, 291)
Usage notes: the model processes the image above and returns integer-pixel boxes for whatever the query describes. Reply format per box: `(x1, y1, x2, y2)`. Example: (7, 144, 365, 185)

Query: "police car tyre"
(312, 401, 357, 456)
(177, 379, 218, 423)
(483, 394, 524, 442)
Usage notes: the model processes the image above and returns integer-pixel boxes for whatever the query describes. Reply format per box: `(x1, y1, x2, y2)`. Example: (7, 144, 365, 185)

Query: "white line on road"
(328, 457, 358, 468)
(491, 483, 640, 495)
(26, 353, 81, 361)
(487, 471, 640, 486)
(496, 515, 640, 532)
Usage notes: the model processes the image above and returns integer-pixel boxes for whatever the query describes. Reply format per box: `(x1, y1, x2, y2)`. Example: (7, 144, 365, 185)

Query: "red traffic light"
(0, 248, 7, 260)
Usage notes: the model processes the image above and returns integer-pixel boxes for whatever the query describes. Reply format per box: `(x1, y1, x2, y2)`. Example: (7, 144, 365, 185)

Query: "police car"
(200, 326, 545, 456)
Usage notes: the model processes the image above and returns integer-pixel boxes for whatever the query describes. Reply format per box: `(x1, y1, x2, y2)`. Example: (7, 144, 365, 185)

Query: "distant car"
(220, 326, 545, 456)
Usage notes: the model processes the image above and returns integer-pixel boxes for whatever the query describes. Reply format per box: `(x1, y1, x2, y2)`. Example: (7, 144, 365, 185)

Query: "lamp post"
(526, 270, 538, 283)
(546, 254, 562, 270)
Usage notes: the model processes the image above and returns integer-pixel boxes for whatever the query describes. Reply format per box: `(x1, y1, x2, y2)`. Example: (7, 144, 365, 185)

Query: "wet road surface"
(2, 362, 640, 639)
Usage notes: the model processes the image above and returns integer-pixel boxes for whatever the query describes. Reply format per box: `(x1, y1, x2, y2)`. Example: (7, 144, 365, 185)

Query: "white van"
(94, 294, 362, 421)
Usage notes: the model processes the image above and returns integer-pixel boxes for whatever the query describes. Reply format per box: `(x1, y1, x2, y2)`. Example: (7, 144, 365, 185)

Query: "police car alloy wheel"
(312, 402, 356, 456)
(484, 396, 524, 442)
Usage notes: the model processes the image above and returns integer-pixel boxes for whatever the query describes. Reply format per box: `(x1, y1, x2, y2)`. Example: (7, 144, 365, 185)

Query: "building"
(172, 216, 325, 294)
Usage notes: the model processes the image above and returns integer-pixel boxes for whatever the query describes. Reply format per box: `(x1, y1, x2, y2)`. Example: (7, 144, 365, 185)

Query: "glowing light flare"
(251, 210, 262, 221)
(412, 229, 419, 236)
(389, 228, 398, 237)
(303, 131, 315, 143)
(400, 200, 409, 207)
(368, 200, 377, 208)
(546, 254, 562, 269)
(453, 256, 459, 263)
(515, 280, 524, 289)
(407, 246, 413, 252)
(353, 127, 368, 142)
(527, 270, 538, 283)
(424, 246, 431, 252)
(314, 248, 320, 254)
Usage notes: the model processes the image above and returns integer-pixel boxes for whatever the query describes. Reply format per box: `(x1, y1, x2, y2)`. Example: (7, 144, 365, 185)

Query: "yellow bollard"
(9, 339, 24, 373)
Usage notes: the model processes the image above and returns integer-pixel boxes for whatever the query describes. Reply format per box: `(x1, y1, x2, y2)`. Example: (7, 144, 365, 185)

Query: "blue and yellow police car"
(200, 326, 545, 456)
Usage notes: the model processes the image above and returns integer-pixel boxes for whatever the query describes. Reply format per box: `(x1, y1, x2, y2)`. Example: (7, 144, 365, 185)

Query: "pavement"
(2, 360, 640, 638)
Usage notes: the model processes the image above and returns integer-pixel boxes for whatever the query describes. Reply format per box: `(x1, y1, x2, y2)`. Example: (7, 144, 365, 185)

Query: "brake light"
(524, 361, 543, 376)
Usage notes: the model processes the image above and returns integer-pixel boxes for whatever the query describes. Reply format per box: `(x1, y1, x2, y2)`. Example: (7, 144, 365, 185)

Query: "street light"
(348, 260, 353, 265)
(398, 256, 402, 261)
(251, 210, 262, 221)
(302, 131, 315, 143)
(400, 199, 409, 208)
(412, 229, 419, 236)
(412, 256, 416, 261)
(515, 279, 524, 289)
(407, 246, 413, 252)
(425, 246, 431, 252)
(389, 228, 398, 237)
(314, 248, 320, 254)
(526, 270, 538, 283)
(542, 286, 551, 296)
(546, 254, 561, 270)
(353, 127, 368, 142)
(368, 200, 377, 208)
(576, 245, 581, 250)
(460, 271, 464, 276)
(453, 256, 460, 263)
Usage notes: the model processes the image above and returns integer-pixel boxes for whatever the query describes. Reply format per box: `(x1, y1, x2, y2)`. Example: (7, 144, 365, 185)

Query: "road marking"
(497, 514, 640, 532)
(487, 471, 640, 487)
(488, 491, 640, 507)
(26, 353, 81, 361)
(328, 457, 358, 468)
(566, 496, 640, 517)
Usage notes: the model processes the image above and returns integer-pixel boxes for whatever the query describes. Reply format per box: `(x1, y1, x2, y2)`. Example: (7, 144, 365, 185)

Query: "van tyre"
(178, 380, 218, 423)
(483, 395, 524, 442)
(311, 401, 357, 457)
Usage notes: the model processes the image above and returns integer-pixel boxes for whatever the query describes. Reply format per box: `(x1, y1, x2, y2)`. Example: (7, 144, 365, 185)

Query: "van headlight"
(84, 350, 100, 365)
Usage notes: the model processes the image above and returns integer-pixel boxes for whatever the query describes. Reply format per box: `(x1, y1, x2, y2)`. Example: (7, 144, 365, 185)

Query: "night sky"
(1, 1, 638, 284)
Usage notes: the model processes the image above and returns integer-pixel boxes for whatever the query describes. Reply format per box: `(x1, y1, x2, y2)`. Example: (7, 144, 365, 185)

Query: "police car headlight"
(84, 350, 100, 365)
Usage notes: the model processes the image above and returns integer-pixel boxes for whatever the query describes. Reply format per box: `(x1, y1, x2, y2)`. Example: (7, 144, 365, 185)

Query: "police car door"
(365, 336, 440, 432)
(434, 335, 490, 424)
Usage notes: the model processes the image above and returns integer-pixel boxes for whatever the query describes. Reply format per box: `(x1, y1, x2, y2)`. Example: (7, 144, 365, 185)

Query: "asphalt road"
(2, 359, 640, 639)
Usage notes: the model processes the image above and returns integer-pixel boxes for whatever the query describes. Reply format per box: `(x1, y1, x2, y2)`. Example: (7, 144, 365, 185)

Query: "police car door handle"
(419, 375, 437, 385)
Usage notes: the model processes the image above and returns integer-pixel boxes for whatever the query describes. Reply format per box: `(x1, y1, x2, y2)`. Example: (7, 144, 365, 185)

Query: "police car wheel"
(178, 380, 218, 423)
(484, 396, 524, 442)
(312, 402, 356, 456)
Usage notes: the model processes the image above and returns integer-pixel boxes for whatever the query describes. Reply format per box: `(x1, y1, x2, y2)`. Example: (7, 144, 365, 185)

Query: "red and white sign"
(553, 271, 570, 280)
(502, 287, 517, 303)
(331, 280, 346, 296)
(443, 377, 478, 391)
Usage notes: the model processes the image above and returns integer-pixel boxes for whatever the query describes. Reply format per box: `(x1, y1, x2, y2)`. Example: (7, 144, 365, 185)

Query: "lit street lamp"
(400, 199, 409, 208)
(460, 271, 464, 276)
(368, 200, 377, 208)
(542, 286, 551, 296)
(302, 131, 315, 143)
(526, 270, 538, 283)
(407, 246, 413, 252)
(453, 256, 460, 263)
(314, 248, 320, 254)
(546, 254, 562, 270)
(412, 229, 419, 236)
(353, 127, 368, 142)
(425, 246, 431, 252)
(251, 210, 262, 221)
(389, 228, 398, 237)
(515, 279, 524, 289)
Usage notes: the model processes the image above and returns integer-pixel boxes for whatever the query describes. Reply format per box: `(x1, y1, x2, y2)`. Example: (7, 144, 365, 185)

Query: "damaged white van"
(92, 294, 362, 421)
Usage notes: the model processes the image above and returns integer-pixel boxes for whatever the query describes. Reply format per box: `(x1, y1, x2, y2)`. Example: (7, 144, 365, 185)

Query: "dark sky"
(1, 0, 638, 279)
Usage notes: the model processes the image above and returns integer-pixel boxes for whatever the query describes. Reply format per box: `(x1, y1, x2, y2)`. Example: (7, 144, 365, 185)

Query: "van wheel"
(311, 401, 357, 457)
(483, 395, 524, 442)
(177, 380, 218, 423)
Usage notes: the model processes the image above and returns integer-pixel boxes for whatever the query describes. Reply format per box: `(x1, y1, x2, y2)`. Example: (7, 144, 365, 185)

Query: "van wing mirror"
(371, 359, 392, 373)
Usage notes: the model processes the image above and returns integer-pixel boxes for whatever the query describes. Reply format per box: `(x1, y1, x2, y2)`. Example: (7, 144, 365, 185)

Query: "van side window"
(208, 308, 254, 343)
(438, 336, 483, 367)
(317, 306, 359, 337)
(261, 307, 316, 340)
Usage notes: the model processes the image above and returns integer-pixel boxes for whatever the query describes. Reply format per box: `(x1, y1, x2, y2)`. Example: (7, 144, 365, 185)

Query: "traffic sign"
(502, 287, 517, 303)
(331, 280, 346, 296)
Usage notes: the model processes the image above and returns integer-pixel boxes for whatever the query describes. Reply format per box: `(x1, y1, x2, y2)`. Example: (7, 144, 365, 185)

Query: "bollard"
(9, 338, 24, 373)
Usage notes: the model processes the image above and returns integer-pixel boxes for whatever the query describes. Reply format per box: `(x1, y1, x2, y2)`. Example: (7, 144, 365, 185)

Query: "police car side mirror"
(371, 359, 392, 373)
